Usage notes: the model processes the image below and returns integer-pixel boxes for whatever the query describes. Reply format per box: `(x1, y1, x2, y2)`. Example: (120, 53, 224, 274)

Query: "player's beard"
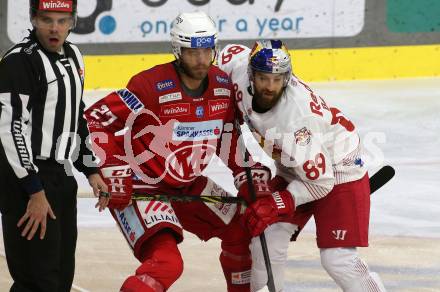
(253, 87, 284, 110)
(180, 60, 210, 80)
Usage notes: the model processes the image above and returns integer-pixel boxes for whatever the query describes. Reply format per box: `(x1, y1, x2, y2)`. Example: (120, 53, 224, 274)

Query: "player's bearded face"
(180, 48, 213, 80)
(253, 71, 285, 110)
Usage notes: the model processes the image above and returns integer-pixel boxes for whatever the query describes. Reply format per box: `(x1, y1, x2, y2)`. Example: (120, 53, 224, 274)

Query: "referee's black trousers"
(1, 160, 78, 292)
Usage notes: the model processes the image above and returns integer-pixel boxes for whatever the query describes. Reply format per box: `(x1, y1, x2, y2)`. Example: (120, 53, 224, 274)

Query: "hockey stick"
(235, 123, 277, 292)
(369, 165, 395, 193)
(132, 193, 243, 204)
(131, 165, 395, 204)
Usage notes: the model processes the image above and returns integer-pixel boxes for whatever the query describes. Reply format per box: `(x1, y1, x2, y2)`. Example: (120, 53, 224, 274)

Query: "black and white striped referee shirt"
(0, 30, 97, 195)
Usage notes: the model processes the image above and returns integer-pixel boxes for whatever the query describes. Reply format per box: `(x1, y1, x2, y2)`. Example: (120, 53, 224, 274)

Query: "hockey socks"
(120, 231, 183, 292)
(220, 249, 252, 292)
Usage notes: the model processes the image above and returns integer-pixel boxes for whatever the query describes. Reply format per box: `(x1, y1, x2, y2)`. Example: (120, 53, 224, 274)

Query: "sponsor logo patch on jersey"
(214, 88, 231, 97)
(159, 92, 182, 104)
(24, 43, 38, 55)
(142, 201, 181, 228)
(156, 79, 175, 91)
(216, 75, 229, 84)
(12, 120, 33, 170)
(195, 106, 204, 118)
(160, 103, 190, 117)
(209, 99, 229, 116)
(294, 127, 312, 146)
(172, 120, 223, 141)
(114, 207, 144, 248)
(116, 89, 144, 113)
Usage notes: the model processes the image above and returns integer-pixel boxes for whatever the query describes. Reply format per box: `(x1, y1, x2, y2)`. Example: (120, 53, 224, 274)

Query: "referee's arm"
(73, 99, 99, 176)
(0, 53, 43, 196)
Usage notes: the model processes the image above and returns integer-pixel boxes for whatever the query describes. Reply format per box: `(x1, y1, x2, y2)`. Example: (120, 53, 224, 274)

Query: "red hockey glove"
(268, 175, 289, 191)
(235, 168, 272, 204)
(243, 190, 295, 237)
(100, 165, 133, 210)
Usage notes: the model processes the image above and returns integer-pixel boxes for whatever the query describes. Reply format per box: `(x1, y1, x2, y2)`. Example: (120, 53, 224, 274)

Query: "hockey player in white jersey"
(218, 40, 386, 291)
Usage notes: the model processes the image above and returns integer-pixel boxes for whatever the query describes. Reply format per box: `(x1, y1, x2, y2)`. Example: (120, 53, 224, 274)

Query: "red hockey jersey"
(85, 62, 254, 191)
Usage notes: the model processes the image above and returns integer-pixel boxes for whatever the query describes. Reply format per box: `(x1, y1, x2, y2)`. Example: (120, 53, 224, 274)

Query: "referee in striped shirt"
(0, 1, 107, 291)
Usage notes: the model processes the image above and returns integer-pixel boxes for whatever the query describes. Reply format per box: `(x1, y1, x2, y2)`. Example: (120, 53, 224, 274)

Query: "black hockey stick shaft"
(235, 123, 276, 292)
(131, 165, 395, 204)
(132, 193, 243, 204)
(244, 167, 277, 292)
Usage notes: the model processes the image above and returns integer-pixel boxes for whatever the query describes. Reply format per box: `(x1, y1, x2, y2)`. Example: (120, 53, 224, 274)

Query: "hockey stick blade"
(369, 165, 395, 194)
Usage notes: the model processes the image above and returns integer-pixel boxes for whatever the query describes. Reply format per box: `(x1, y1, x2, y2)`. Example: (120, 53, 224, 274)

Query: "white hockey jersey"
(218, 44, 367, 206)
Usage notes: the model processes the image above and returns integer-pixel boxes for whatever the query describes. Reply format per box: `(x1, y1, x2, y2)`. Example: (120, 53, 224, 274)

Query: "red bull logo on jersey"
(209, 99, 229, 116)
(294, 127, 312, 146)
(39, 0, 73, 12)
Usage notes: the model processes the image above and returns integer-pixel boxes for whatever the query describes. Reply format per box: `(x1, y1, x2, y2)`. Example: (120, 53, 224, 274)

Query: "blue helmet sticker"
(190, 35, 215, 48)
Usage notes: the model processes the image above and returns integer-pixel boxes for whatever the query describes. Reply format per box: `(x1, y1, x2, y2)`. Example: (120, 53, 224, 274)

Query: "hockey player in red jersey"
(85, 12, 271, 292)
(218, 40, 387, 291)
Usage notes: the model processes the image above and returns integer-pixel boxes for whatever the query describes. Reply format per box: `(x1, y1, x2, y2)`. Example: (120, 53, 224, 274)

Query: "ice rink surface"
(1, 78, 439, 291)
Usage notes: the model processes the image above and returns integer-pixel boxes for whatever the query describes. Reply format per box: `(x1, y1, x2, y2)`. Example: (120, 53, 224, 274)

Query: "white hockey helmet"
(170, 11, 218, 59)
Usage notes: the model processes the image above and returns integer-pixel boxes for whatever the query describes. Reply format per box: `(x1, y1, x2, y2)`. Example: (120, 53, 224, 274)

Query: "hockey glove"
(243, 190, 295, 237)
(100, 165, 133, 210)
(235, 168, 272, 204)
